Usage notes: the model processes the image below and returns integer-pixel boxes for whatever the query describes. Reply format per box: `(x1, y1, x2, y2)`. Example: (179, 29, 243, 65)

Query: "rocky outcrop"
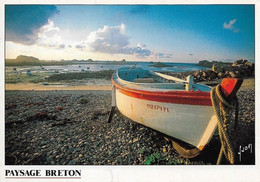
(151, 62, 172, 67)
(6, 55, 41, 66)
(16, 55, 40, 62)
(192, 59, 254, 82)
(197, 60, 232, 68)
(168, 59, 254, 82)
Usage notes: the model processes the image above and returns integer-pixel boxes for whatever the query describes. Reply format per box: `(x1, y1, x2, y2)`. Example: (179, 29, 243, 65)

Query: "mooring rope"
(210, 84, 239, 165)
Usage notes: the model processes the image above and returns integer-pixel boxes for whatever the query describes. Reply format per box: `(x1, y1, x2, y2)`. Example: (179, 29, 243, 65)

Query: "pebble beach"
(5, 78, 255, 165)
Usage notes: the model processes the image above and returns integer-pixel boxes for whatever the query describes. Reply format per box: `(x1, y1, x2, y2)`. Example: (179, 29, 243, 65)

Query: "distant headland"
(5, 55, 132, 66)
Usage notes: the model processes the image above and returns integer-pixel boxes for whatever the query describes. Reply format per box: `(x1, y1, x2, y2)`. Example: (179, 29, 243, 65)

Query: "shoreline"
(5, 77, 254, 91)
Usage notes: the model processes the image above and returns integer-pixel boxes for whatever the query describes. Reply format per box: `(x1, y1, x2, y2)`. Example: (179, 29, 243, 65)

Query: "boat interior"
(116, 67, 211, 92)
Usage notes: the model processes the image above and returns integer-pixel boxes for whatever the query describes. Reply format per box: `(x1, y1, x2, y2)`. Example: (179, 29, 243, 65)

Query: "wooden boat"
(110, 66, 242, 157)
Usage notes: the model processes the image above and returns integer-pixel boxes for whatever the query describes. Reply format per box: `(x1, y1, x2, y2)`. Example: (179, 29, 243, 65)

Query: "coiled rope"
(210, 84, 239, 165)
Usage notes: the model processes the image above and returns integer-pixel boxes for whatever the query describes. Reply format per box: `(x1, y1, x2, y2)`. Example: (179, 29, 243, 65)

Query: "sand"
(5, 83, 112, 91)
(5, 77, 254, 91)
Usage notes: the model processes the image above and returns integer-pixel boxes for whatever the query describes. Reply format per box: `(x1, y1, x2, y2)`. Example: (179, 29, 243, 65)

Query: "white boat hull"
(115, 88, 218, 149)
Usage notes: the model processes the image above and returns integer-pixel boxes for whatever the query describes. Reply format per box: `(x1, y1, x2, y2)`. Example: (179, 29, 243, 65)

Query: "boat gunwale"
(112, 71, 212, 106)
(115, 70, 187, 88)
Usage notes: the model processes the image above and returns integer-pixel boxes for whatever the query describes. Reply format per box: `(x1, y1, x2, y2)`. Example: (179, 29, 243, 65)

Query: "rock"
(229, 71, 238, 78)
(197, 60, 254, 82)
(197, 60, 232, 68)
(224, 71, 231, 78)
(151, 62, 172, 68)
(209, 70, 217, 77)
(211, 64, 216, 72)
(56, 107, 63, 111)
(68, 160, 76, 165)
(197, 60, 212, 68)
(162, 148, 167, 153)
(40, 141, 48, 145)
(193, 70, 200, 77)
(33, 152, 39, 156)
(133, 138, 139, 143)
(245, 61, 254, 68)
(217, 72, 224, 78)
(202, 71, 207, 77)
(212, 64, 223, 73)
(224, 65, 234, 72)
(232, 59, 243, 66)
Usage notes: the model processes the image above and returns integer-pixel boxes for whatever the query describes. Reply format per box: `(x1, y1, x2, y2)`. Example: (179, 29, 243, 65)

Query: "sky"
(5, 5, 255, 63)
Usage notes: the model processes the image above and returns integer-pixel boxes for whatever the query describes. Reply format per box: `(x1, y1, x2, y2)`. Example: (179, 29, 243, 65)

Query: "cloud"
(5, 5, 59, 45)
(59, 44, 65, 49)
(223, 19, 236, 29)
(156, 53, 173, 59)
(75, 43, 86, 50)
(36, 20, 63, 48)
(131, 43, 151, 57)
(86, 24, 151, 57)
(223, 19, 240, 33)
(87, 24, 129, 52)
(189, 53, 193, 56)
(31, 19, 67, 50)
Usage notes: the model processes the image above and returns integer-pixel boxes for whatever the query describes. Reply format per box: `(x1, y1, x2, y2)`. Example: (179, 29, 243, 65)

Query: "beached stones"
(5, 84, 255, 165)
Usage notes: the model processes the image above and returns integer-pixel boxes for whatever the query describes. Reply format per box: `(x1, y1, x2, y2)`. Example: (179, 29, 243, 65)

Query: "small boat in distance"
(110, 66, 242, 157)
(42, 82, 49, 85)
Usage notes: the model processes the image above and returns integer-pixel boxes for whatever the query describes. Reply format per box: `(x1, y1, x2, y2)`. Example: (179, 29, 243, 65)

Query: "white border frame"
(1, 1, 259, 182)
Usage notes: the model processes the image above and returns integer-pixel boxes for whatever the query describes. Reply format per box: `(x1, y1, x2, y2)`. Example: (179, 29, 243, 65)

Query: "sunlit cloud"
(86, 24, 129, 53)
(36, 20, 65, 49)
(85, 24, 152, 57)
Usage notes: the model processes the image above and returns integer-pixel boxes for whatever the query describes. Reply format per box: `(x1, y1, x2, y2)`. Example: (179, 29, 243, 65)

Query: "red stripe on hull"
(112, 79, 212, 106)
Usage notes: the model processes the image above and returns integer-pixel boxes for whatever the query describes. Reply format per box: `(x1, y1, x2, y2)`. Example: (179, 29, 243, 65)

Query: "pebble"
(5, 86, 255, 165)
(41, 141, 48, 145)
(133, 138, 139, 143)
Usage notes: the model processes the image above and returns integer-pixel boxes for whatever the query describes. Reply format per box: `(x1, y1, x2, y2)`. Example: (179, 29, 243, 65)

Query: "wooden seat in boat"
(133, 78, 155, 83)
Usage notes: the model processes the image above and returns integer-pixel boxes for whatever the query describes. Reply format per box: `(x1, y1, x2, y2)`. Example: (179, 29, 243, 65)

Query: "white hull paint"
(115, 88, 218, 149)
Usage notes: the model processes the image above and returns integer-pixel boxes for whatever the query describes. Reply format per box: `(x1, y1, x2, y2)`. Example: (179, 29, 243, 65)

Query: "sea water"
(5, 61, 207, 74)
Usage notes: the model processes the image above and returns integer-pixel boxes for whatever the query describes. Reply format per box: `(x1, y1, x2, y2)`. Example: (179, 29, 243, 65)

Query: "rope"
(210, 84, 239, 165)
